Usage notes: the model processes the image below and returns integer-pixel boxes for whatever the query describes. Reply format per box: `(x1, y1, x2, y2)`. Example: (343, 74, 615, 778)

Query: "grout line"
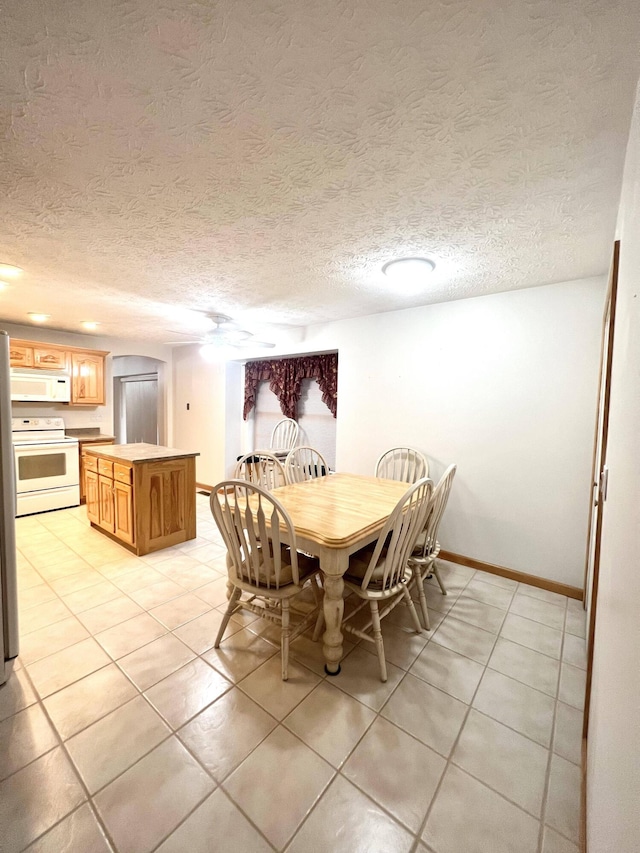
(536, 600, 569, 853)
(14, 662, 121, 853)
(11, 502, 586, 853)
(410, 569, 500, 853)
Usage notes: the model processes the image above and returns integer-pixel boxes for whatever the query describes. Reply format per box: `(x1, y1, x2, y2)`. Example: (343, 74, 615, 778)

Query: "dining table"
(269, 472, 411, 675)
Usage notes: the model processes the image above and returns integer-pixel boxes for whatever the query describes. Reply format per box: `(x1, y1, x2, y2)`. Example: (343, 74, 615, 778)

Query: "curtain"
(244, 353, 338, 420)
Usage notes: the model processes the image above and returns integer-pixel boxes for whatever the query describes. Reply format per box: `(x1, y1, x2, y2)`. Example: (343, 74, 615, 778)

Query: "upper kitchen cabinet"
(9, 337, 109, 406)
(9, 342, 34, 368)
(33, 346, 69, 370)
(71, 351, 107, 405)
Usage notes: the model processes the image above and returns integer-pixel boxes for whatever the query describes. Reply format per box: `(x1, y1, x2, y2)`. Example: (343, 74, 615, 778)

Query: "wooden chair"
(234, 452, 286, 491)
(374, 446, 428, 483)
(270, 418, 300, 453)
(341, 477, 433, 681)
(211, 480, 324, 680)
(408, 464, 457, 630)
(284, 445, 330, 484)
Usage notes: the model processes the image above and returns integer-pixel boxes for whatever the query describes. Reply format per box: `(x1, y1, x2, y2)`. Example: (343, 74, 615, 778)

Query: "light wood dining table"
(270, 472, 410, 675)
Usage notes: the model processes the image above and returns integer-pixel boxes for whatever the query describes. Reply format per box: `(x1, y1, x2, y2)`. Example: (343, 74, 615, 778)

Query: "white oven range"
(11, 418, 80, 517)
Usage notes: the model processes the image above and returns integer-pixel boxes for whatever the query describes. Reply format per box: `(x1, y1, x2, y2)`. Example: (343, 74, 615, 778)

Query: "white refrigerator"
(0, 330, 19, 684)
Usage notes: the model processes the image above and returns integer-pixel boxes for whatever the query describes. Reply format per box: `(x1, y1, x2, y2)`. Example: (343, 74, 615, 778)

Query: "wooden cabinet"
(9, 337, 108, 406)
(33, 347, 68, 370)
(9, 343, 33, 368)
(90, 459, 135, 544)
(98, 475, 115, 533)
(79, 439, 115, 503)
(71, 352, 105, 405)
(83, 446, 197, 556)
(114, 481, 135, 545)
(85, 469, 99, 524)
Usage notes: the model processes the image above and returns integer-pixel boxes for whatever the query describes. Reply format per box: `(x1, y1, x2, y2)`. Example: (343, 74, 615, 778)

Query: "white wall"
(1, 321, 173, 441)
(587, 81, 640, 853)
(226, 279, 604, 588)
(172, 345, 227, 486)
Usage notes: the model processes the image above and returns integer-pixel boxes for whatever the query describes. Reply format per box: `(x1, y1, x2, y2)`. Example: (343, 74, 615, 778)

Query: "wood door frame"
(582, 240, 620, 739)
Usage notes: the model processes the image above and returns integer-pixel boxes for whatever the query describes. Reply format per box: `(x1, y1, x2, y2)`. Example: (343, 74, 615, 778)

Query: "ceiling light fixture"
(382, 257, 436, 285)
(0, 264, 23, 279)
(27, 313, 50, 323)
(81, 321, 100, 331)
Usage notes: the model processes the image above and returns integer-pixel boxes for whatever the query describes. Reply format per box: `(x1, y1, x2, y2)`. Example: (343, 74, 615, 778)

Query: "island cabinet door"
(85, 470, 100, 524)
(114, 481, 135, 545)
(98, 475, 115, 533)
(134, 457, 196, 554)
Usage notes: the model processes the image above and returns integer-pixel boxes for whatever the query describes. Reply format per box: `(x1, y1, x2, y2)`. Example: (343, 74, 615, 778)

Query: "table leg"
(322, 575, 345, 675)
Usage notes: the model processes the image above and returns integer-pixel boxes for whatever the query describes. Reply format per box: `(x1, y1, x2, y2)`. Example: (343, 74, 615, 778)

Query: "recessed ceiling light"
(81, 321, 100, 331)
(0, 264, 23, 279)
(382, 257, 436, 284)
(27, 313, 50, 323)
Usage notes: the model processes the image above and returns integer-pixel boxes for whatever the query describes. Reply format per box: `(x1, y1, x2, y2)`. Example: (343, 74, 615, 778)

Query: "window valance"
(243, 353, 338, 420)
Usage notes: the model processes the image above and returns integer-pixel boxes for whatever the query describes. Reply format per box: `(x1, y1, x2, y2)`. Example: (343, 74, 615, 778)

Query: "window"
(253, 378, 336, 469)
(245, 353, 338, 470)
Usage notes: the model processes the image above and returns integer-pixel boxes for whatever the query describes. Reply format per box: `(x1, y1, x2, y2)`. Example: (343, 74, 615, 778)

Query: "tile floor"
(0, 494, 586, 852)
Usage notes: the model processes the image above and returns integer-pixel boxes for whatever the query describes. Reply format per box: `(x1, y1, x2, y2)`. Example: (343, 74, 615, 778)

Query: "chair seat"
(344, 542, 405, 591)
(235, 544, 319, 589)
(411, 532, 441, 559)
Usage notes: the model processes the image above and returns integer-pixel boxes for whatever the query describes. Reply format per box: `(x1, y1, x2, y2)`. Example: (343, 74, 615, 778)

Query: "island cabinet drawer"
(98, 458, 114, 478)
(114, 463, 133, 485)
(83, 455, 98, 474)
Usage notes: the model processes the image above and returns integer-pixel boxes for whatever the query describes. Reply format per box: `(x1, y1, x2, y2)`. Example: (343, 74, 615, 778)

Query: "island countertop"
(83, 442, 200, 464)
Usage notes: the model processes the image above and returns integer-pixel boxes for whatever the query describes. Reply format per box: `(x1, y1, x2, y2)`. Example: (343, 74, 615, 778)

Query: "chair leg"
(370, 601, 387, 683)
(432, 562, 448, 595)
(281, 599, 291, 681)
(403, 584, 426, 633)
(413, 571, 431, 631)
(214, 586, 241, 648)
(311, 575, 325, 642)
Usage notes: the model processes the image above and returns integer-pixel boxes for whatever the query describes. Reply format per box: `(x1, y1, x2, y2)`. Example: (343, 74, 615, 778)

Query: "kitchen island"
(83, 443, 200, 556)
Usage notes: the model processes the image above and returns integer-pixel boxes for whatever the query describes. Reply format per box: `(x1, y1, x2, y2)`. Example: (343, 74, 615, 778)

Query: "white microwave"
(10, 369, 72, 403)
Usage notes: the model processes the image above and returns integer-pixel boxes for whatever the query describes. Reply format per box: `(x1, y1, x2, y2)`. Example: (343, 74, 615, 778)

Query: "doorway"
(112, 355, 166, 446)
(583, 240, 620, 737)
(119, 374, 158, 444)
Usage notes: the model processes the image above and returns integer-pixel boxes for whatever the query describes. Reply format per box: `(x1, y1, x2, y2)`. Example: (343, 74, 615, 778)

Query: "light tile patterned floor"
(0, 495, 586, 852)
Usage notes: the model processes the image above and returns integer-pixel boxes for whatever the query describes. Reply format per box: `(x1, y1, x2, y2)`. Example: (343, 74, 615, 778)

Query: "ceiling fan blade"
(234, 339, 276, 349)
(166, 329, 201, 338)
(164, 340, 203, 345)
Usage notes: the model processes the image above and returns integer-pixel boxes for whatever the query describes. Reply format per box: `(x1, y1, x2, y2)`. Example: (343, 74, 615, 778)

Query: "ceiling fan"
(166, 312, 276, 350)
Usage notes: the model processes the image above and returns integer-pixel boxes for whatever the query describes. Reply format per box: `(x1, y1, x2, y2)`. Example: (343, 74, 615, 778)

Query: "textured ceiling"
(1, 0, 639, 343)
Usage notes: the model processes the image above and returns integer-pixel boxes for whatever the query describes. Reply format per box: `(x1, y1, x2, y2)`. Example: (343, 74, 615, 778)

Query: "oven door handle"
(14, 442, 79, 452)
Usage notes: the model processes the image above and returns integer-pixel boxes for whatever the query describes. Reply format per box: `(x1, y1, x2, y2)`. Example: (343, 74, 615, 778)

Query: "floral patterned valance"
(243, 353, 338, 420)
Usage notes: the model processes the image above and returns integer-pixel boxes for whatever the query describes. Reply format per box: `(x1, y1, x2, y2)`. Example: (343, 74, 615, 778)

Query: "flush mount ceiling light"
(382, 257, 436, 285)
(28, 312, 50, 323)
(81, 321, 100, 331)
(0, 264, 23, 279)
